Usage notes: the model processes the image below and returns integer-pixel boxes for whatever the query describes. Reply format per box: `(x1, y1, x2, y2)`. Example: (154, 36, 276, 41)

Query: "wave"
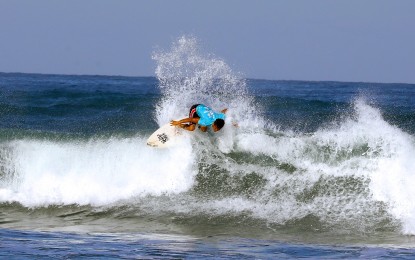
(1, 99, 413, 233)
(1, 37, 415, 236)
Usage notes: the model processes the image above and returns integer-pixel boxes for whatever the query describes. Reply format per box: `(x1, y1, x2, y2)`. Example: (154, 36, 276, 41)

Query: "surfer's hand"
(221, 108, 228, 114)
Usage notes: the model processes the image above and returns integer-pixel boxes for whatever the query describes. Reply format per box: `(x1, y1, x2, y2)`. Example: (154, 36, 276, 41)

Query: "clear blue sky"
(1, 0, 414, 83)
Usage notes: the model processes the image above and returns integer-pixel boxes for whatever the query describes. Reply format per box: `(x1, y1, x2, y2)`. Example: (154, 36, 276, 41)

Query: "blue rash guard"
(195, 104, 226, 127)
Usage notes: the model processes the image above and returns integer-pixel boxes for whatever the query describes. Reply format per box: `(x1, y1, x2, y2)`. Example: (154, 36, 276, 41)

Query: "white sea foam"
(0, 137, 195, 207)
(231, 98, 415, 233)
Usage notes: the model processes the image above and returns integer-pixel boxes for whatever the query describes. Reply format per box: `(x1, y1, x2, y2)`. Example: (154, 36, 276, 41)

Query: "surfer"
(170, 104, 227, 132)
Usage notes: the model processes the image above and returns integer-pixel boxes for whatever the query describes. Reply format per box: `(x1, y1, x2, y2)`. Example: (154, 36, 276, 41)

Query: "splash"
(152, 36, 261, 134)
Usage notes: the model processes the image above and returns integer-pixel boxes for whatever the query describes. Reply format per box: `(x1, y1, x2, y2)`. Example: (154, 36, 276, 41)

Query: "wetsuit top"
(196, 104, 226, 126)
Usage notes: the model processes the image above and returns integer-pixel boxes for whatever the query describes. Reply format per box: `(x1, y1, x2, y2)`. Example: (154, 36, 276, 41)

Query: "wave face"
(1, 37, 415, 241)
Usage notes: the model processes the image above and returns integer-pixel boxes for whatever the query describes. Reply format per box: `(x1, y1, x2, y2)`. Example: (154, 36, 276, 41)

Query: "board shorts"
(189, 104, 201, 119)
(187, 104, 201, 128)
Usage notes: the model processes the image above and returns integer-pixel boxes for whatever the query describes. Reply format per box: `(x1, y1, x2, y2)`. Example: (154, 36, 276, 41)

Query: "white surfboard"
(146, 123, 183, 148)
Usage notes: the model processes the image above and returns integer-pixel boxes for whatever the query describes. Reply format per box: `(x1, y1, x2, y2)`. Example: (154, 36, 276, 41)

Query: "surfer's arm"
(170, 117, 199, 131)
(219, 108, 238, 127)
(220, 108, 239, 127)
(171, 117, 199, 125)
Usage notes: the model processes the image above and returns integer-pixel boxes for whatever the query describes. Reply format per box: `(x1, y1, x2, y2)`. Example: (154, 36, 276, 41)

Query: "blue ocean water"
(1, 38, 415, 258)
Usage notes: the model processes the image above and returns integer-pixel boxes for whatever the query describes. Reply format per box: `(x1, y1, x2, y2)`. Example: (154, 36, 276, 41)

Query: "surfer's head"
(212, 119, 225, 132)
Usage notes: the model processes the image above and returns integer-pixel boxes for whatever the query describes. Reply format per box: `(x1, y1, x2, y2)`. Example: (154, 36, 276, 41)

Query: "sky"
(0, 0, 414, 83)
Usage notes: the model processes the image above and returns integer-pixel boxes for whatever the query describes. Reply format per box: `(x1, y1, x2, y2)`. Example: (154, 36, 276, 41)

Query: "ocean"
(1, 38, 415, 259)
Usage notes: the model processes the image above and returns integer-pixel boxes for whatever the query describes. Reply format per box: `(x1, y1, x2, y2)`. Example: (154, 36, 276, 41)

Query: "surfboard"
(146, 123, 183, 148)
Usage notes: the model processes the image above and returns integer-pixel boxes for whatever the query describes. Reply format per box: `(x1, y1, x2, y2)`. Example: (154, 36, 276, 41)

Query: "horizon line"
(1, 71, 413, 86)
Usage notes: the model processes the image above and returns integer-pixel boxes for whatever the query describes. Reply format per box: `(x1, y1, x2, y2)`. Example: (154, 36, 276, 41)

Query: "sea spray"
(152, 36, 262, 135)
